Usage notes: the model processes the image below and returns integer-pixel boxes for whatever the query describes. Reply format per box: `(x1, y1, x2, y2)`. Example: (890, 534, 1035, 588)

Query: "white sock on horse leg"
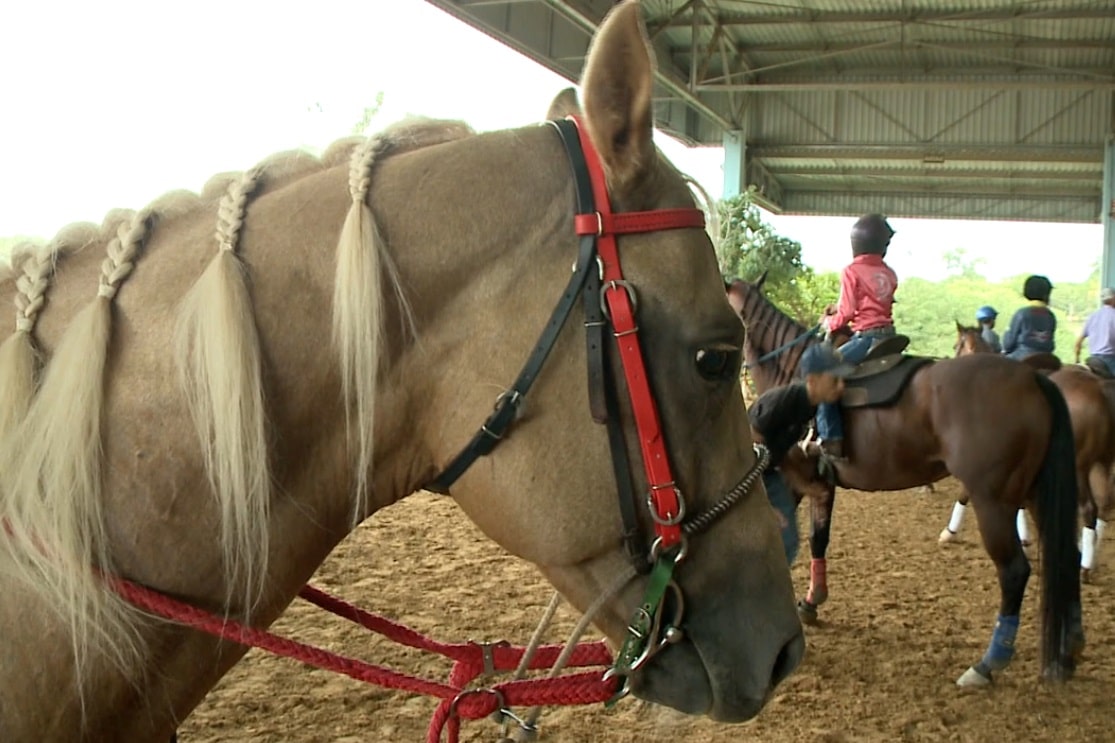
(1016, 510, 1031, 544)
(1081, 526, 1097, 570)
(947, 501, 967, 534)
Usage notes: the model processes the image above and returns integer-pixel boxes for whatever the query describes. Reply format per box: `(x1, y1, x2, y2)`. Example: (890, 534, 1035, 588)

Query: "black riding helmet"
(850, 214, 895, 256)
(1023, 274, 1053, 303)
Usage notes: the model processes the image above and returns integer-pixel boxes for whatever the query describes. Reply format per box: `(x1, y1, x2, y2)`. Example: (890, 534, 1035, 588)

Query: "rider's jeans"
(815, 326, 894, 441)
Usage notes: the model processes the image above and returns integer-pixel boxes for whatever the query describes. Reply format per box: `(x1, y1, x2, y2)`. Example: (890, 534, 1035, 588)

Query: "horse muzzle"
(628, 620, 804, 722)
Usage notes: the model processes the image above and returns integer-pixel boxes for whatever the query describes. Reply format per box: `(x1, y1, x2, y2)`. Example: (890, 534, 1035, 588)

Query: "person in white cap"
(1074, 287, 1115, 375)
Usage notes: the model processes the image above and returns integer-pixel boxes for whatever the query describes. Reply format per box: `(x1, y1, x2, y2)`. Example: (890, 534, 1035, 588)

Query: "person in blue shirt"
(748, 344, 852, 564)
(1001, 275, 1056, 360)
(976, 305, 1001, 353)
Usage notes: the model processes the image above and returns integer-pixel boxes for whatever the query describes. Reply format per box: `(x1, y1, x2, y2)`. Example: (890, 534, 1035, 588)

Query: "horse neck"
(0, 124, 577, 741)
(739, 291, 813, 393)
(0, 166, 375, 741)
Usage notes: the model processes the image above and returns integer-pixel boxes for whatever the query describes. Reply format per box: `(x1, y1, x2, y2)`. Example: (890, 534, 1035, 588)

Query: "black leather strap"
(425, 120, 598, 494)
(425, 119, 650, 570)
(552, 119, 646, 570)
(601, 350, 648, 571)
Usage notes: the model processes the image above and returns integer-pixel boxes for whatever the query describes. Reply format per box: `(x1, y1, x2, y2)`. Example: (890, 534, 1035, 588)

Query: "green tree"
(782, 269, 840, 328)
(351, 92, 386, 136)
(891, 272, 1092, 358)
(716, 189, 802, 285)
(717, 188, 829, 323)
(943, 247, 985, 279)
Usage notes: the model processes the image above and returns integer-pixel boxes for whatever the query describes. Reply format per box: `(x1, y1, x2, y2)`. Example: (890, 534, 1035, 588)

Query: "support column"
(1103, 136, 1115, 290)
(722, 129, 746, 199)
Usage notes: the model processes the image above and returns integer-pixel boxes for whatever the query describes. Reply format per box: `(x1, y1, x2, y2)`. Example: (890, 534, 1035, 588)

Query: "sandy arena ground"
(179, 479, 1113, 743)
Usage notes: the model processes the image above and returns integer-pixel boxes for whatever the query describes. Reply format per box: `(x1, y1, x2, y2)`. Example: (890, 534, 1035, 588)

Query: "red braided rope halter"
(109, 577, 616, 743)
(98, 114, 709, 743)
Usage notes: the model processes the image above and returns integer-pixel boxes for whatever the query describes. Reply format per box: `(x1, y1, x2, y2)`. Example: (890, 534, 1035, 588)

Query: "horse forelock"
(679, 171, 720, 250)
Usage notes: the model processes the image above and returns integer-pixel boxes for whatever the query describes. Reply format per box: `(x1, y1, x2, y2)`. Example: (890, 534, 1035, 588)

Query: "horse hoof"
(797, 599, 820, 626)
(1068, 630, 1086, 664)
(939, 528, 959, 544)
(1042, 663, 1074, 683)
(956, 665, 992, 687)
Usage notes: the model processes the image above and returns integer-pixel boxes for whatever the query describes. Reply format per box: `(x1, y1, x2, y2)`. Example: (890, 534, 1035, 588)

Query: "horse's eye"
(695, 348, 735, 380)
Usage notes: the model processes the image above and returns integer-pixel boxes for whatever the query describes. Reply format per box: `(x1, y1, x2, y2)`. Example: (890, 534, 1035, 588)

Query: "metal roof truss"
(426, 0, 1115, 223)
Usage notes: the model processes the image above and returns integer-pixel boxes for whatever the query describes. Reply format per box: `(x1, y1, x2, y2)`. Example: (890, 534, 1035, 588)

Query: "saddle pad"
(841, 355, 935, 409)
(1086, 357, 1114, 379)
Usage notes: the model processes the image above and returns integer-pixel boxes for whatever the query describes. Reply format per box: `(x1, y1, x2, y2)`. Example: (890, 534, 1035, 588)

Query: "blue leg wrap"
(980, 614, 1019, 672)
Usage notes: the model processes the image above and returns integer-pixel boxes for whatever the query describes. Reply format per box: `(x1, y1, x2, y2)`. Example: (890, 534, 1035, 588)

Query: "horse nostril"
(770, 630, 805, 689)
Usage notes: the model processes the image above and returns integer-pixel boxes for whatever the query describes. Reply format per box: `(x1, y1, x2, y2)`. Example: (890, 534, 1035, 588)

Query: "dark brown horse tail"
(1032, 371, 1082, 675)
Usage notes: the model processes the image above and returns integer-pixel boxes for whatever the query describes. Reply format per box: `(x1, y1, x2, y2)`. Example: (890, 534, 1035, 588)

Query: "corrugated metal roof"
(426, 0, 1114, 223)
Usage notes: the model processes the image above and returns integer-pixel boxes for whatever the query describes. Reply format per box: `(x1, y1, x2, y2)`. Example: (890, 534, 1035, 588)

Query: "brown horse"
(952, 323, 1111, 577)
(727, 276, 1083, 687)
(0, 5, 805, 740)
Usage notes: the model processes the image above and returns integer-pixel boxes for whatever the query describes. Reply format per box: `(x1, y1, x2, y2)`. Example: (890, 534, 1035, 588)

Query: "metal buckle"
(602, 666, 632, 706)
(469, 640, 511, 677)
(646, 483, 686, 527)
(494, 389, 522, 410)
(649, 535, 689, 564)
(495, 706, 539, 736)
(600, 279, 637, 321)
(449, 688, 506, 720)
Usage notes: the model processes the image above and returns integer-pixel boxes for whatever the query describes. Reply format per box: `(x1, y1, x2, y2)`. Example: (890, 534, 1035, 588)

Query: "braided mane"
(0, 116, 474, 687)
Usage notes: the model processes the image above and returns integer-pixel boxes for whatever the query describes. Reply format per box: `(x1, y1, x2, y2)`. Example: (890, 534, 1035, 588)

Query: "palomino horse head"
(0, 2, 801, 739)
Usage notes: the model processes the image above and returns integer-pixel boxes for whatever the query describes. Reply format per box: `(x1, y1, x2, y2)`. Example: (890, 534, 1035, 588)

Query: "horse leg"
(1016, 509, 1033, 547)
(939, 492, 970, 544)
(957, 496, 1029, 687)
(1080, 466, 1102, 581)
(1096, 470, 1113, 564)
(798, 486, 835, 625)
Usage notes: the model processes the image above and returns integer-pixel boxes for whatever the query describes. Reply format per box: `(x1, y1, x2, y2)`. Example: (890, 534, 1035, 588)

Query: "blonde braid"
(348, 136, 392, 205)
(98, 210, 152, 300)
(216, 166, 264, 253)
(174, 164, 272, 614)
(13, 244, 52, 334)
(333, 134, 397, 515)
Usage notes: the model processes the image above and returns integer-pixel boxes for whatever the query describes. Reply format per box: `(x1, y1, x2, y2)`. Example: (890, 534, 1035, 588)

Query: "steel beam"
(1103, 137, 1115, 288)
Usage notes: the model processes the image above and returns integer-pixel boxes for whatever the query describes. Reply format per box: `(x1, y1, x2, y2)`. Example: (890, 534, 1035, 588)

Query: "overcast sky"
(0, 0, 1103, 283)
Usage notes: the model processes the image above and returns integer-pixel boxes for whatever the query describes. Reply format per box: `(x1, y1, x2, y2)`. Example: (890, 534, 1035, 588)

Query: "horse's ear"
(956, 320, 964, 333)
(580, 1, 655, 192)
(755, 270, 769, 292)
(726, 280, 745, 316)
(547, 88, 582, 119)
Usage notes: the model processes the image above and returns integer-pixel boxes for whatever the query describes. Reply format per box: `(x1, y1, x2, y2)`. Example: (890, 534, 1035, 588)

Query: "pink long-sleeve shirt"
(827, 254, 898, 333)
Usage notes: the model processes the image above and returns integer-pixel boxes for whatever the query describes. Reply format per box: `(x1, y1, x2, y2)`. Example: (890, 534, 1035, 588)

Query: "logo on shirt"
(870, 270, 896, 301)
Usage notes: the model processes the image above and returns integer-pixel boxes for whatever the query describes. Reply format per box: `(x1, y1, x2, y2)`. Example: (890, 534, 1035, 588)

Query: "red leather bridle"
(427, 117, 769, 697)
